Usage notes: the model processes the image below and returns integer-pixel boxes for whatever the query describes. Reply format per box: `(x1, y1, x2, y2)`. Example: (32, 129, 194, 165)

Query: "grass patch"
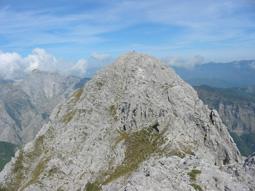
(188, 168, 202, 191)
(0, 129, 53, 190)
(188, 169, 201, 182)
(28, 136, 43, 157)
(22, 159, 49, 190)
(62, 110, 76, 124)
(103, 128, 166, 184)
(2, 150, 26, 191)
(71, 88, 83, 103)
(84, 181, 101, 191)
(13, 150, 24, 180)
(190, 183, 203, 191)
(113, 130, 129, 148)
(84, 127, 166, 190)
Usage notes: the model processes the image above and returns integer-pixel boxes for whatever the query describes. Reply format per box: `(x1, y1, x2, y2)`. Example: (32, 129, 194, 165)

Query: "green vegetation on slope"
(103, 128, 166, 184)
(85, 181, 101, 191)
(190, 183, 203, 191)
(85, 127, 166, 191)
(188, 169, 201, 181)
(71, 88, 83, 103)
(0, 141, 16, 171)
(62, 110, 76, 124)
(188, 168, 203, 191)
(21, 158, 49, 189)
(0, 129, 53, 191)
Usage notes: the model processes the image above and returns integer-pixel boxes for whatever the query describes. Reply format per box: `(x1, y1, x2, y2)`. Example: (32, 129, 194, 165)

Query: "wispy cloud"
(0, 48, 87, 79)
(91, 52, 111, 61)
(163, 55, 205, 68)
(0, 0, 255, 61)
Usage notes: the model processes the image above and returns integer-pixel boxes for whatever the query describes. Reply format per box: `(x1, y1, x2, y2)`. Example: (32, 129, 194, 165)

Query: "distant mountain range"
(174, 60, 255, 88)
(0, 70, 82, 145)
(0, 71, 88, 170)
(87, 59, 255, 88)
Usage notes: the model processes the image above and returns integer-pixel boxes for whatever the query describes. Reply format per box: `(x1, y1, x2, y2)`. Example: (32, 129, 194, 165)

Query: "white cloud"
(163, 55, 205, 68)
(91, 52, 110, 61)
(25, 48, 58, 72)
(0, 49, 87, 79)
(70, 59, 87, 77)
(0, 51, 24, 79)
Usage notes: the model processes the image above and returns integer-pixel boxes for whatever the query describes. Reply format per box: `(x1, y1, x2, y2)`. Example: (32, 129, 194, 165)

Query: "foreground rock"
(0, 52, 254, 191)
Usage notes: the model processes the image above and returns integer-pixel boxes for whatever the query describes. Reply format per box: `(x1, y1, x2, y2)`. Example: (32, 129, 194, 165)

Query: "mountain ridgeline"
(0, 70, 82, 145)
(0, 53, 254, 191)
(195, 85, 255, 156)
(174, 60, 255, 88)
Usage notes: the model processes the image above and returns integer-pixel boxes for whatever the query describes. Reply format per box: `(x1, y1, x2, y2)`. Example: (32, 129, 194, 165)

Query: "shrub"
(190, 183, 203, 191)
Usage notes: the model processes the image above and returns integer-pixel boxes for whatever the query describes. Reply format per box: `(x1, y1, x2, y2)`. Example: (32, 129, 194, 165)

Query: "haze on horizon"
(0, 0, 255, 77)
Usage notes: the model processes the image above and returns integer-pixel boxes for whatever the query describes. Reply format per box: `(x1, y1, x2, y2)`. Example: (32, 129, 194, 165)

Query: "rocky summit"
(0, 52, 254, 191)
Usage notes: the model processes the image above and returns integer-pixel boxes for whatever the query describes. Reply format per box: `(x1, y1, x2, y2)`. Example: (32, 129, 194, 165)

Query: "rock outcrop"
(0, 52, 254, 191)
(244, 153, 255, 176)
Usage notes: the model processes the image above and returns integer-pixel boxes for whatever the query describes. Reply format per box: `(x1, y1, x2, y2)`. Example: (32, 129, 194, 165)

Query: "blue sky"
(0, 0, 255, 68)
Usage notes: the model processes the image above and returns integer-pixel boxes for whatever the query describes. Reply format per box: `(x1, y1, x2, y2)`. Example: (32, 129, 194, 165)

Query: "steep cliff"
(195, 85, 255, 155)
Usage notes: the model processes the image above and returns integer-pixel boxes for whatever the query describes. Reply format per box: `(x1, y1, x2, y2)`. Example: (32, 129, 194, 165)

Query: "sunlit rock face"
(0, 52, 254, 191)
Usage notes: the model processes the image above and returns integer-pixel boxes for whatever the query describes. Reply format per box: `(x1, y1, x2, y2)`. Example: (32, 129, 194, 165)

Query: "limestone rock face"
(0, 52, 253, 191)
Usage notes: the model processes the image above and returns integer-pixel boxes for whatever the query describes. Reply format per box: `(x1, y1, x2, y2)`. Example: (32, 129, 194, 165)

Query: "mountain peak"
(0, 53, 254, 191)
(93, 52, 179, 93)
(113, 51, 163, 69)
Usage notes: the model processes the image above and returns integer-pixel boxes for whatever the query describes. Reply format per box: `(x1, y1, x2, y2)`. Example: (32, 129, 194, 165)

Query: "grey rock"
(244, 153, 255, 176)
(0, 70, 80, 144)
(0, 52, 253, 191)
